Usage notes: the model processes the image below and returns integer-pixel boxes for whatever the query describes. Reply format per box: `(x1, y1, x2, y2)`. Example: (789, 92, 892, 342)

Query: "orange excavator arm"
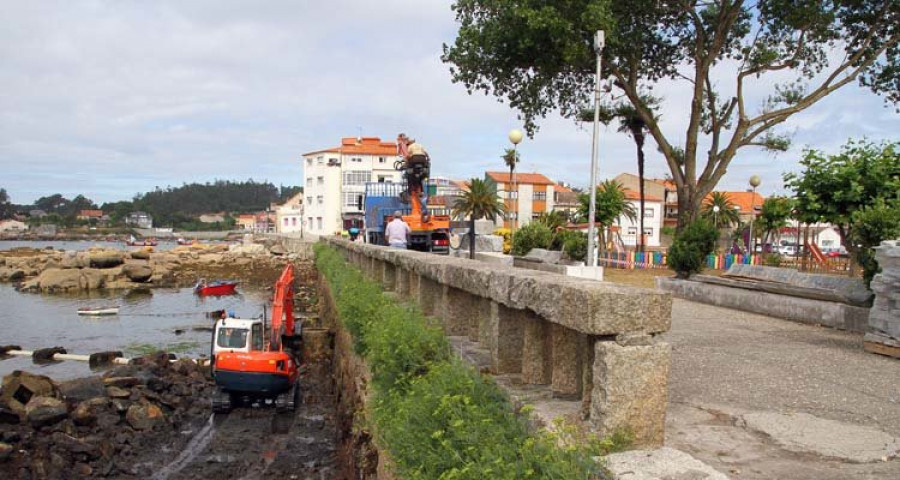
(269, 264, 295, 351)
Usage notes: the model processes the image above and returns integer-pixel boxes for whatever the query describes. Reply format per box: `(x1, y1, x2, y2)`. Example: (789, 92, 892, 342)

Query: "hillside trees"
(443, 0, 900, 228)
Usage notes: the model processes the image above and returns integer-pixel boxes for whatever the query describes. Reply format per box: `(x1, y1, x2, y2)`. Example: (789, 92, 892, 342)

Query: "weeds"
(315, 244, 622, 479)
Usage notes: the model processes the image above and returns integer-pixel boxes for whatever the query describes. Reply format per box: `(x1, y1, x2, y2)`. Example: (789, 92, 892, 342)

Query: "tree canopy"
(443, 0, 900, 226)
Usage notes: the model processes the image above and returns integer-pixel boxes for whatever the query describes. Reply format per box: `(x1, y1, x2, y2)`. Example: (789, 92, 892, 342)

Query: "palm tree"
(756, 196, 794, 249)
(452, 178, 506, 259)
(701, 192, 741, 229)
(577, 180, 637, 253)
(595, 98, 658, 252)
(501, 148, 519, 227)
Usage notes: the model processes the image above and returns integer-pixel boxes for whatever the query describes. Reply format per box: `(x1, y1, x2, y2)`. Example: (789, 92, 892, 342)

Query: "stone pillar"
(581, 337, 595, 419)
(372, 259, 386, 286)
(443, 287, 476, 336)
(396, 268, 410, 296)
(521, 313, 552, 385)
(418, 277, 442, 317)
(407, 271, 420, 300)
(480, 300, 496, 347)
(551, 325, 583, 399)
(490, 304, 525, 374)
(382, 262, 397, 291)
(865, 240, 900, 358)
(591, 336, 671, 448)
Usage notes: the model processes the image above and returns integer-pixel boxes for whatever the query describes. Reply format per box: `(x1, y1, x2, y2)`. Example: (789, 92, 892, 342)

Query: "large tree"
(443, 0, 900, 228)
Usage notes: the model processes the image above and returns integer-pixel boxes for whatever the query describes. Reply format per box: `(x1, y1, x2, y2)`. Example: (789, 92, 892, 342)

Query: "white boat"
(77, 306, 120, 316)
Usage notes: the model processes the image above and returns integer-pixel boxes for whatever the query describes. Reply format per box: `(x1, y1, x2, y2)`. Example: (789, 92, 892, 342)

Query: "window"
(507, 212, 518, 220)
(378, 156, 386, 163)
(306, 158, 312, 166)
(350, 157, 362, 163)
(343, 192, 362, 209)
(342, 170, 371, 186)
(627, 227, 638, 235)
(283, 218, 289, 226)
(644, 208, 655, 218)
(291, 217, 297, 226)
(251, 324, 264, 351)
(307, 217, 313, 229)
(643, 227, 654, 236)
(317, 176, 324, 186)
(306, 196, 312, 205)
(533, 191, 547, 201)
(306, 177, 311, 186)
(317, 217, 322, 230)
(316, 195, 323, 204)
(217, 327, 248, 349)
(317, 156, 324, 165)
(503, 190, 518, 199)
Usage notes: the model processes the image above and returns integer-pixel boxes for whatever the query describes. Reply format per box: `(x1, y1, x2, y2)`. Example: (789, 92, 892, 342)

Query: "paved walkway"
(663, 299, 900, 479)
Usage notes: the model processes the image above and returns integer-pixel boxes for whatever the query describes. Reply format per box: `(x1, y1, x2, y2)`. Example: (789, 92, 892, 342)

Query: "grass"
(315, 244, 627, 479)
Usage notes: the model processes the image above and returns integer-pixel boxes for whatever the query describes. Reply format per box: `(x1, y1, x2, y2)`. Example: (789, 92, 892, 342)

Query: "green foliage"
(133, 179, 285, 227)
(443, 1, 900, 229)
(661, 226, 676, 237)
(756, 196, 794, 246)
(785, 139, 900, 280)
(849, 199, 900, 285)
(314, 244, 616, 478)
(0, 188, 12, 220)
(576, 180, 636, 226)
(667, 219, 718, 278)
(511, 222, 553, 256)
(763, 253, 783, 267)
(561, 230, 588, 261)
(701, 192, 741, 229)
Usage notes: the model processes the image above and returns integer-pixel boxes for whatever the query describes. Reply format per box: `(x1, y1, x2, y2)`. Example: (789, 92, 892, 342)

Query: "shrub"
(314, 243, 616, 478)
(763, 253, 782, 267)
(561, 230, 588, 261)
(667, 219, 718, 278)
(511, 222, 553, 256)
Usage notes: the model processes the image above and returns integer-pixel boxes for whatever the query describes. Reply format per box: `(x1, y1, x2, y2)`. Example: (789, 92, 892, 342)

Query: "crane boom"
(269, 263, 295, 351)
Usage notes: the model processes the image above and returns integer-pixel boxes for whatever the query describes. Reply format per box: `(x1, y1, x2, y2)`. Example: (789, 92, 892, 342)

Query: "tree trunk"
(469, 216, 476, 260)
(676, 186, 701, 231)
(636, 133, 646, 253)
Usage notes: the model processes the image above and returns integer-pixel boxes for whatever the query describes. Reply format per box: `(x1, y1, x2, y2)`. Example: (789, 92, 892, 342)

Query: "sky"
(2, 0, 898, 205)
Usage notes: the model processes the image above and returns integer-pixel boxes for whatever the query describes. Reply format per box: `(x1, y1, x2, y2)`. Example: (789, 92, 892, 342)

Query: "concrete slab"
(741, 412, 900, 463)
(605, 447, 729, 480)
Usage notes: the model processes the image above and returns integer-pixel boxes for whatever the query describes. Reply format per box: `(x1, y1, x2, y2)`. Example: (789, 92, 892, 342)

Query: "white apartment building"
(275, 192, 304, 234)
(302, 137, 402, 235)
(617, 189, 663, 248)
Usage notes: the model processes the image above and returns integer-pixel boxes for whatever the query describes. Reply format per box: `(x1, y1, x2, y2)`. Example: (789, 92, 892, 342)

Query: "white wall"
(617, 200, 663, 248)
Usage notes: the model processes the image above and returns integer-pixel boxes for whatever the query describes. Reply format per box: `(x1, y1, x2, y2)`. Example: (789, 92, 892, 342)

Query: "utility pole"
(587, 30, 605, 267)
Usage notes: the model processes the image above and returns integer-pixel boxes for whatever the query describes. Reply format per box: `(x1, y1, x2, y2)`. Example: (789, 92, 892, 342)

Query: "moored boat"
(194, 280, 238, 296)
(77, 306, 120, 316)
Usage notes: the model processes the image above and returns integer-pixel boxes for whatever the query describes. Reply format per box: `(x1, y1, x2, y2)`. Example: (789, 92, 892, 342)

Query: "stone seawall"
(319, 237, 673, 448)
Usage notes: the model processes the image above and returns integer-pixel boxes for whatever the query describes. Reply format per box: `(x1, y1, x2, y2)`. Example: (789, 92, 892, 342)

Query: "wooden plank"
(864, 341, 900, 360)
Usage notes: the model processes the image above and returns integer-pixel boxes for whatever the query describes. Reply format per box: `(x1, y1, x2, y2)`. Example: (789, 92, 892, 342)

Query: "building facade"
(275, 192, 304, 234)
(125, 212, 153, 229)
(617, 189, 664, 248)
(485, 171, 557, 229)
(302, 137, 402, 235)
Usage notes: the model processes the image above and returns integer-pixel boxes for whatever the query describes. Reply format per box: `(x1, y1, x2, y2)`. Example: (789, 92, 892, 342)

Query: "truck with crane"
(363, 134, 451, 253)
(209, 264, 301, 413)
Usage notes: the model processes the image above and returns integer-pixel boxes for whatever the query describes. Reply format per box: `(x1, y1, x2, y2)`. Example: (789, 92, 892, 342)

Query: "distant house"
(125, 211, 153, 229)
(29, 209, 47, 218)
(33, 224, 57, 236)
(275, 192, 303, 234)
(198, 214, 226, 224)
(236, 214, 256, 230)
(0, 219, 27, 232)
(553, 184, 579, 219)
(77, 209, 104, 221)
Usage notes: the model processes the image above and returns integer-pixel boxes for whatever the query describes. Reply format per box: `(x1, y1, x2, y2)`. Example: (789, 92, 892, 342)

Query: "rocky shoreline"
(0, 352, 216, 479)
(0, 238, 300, 292)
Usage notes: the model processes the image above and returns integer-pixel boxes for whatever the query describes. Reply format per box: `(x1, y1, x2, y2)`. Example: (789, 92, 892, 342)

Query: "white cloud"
(1, 1, 897, 205)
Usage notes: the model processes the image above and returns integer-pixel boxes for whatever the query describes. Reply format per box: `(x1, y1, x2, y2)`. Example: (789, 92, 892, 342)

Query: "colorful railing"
(598, 252, 762, 270)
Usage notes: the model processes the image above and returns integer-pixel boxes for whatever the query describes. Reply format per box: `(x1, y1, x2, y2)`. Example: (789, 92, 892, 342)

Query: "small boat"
(126, 235, 159, 247)
(77, 306, 120, 316)
(194, 280, 238, 296)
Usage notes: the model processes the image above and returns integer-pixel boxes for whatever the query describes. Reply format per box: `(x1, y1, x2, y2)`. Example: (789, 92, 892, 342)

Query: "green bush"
(763, 253, 782, 267)
(561, 231, 588, 261)
(667, 219, 718, 278)
(511, 222, 553, 256)
(314, 244, 618, 478)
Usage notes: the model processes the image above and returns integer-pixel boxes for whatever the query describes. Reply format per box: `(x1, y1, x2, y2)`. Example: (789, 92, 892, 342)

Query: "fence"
(598, 251, 854, 275)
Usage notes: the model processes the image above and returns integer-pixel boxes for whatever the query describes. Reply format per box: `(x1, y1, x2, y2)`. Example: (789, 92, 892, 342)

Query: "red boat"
(194, 280, 238, 296)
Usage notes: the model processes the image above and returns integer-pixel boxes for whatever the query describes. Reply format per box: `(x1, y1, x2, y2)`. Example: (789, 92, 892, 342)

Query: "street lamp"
(508, 129, 523, 231)
(748, 175, 761, 255)
(587, 30, 605, 268)
(712, 205, 720, 229)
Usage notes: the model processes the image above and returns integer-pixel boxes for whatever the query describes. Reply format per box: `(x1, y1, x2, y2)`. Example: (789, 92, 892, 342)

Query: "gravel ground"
(664, 298, 900, 479)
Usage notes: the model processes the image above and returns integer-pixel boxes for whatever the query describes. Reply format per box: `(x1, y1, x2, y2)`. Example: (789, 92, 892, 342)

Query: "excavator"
(210, 264, 301, 413)
(394, 133, 451, 254)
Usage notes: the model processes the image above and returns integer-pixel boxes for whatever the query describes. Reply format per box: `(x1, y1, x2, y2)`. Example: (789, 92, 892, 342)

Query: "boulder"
(130, 249, 151, 260)
(105, 386, 131, 399)
(59, 252, 83, 269)
(27, 268, 106, 292)
(125, 401, 165, 430)
(0, 407, 19, 424)
(103, 377, 140, 388)
(71, 397, 108, 427)
(58, 377, 106, 403)
(0, 268, 25, 282)
(24, 396, 68, 428)
(122, 264, 153, 283)
(269, 244, 287, 256)
(1, 370, 58, 415)
(88, 252, 124, 269)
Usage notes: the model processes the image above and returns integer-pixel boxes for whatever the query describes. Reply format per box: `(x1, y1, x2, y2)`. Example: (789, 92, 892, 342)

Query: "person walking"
(384, 210, 410, 249)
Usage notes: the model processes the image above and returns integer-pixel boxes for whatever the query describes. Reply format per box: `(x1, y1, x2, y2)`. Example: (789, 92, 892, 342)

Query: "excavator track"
(211, 387, 233, 414)
(275, 380, 300, 413)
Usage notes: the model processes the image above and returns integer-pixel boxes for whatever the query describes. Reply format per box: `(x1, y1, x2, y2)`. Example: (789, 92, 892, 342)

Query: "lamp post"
(508, 129, 523, 232)
(586, 30, 605, 268)
(712, 205, 720, 229)
(748, 175, 761, 255)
